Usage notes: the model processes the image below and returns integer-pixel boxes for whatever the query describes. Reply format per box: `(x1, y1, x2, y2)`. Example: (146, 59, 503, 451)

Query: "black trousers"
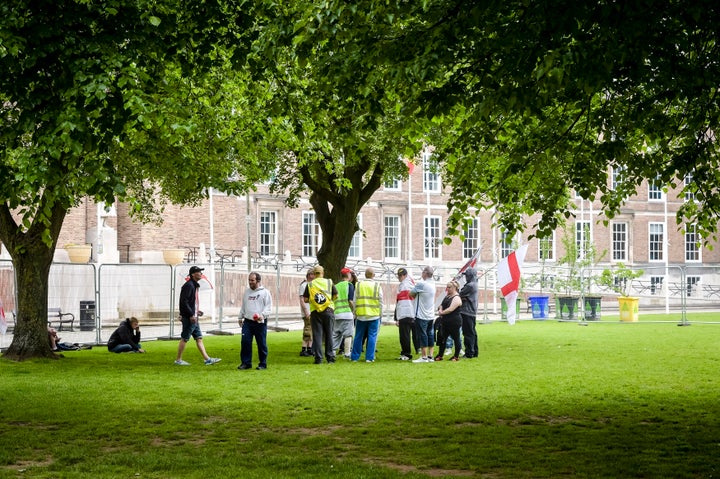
(310, 309, 336, 363)
(461, 313, 479, 358)
(437, 317, 462, 359)
(398, 317, 415, 358)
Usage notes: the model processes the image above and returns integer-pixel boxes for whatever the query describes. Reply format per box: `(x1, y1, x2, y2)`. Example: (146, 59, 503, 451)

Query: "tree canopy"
(285, 0, 720, 241)
(0, 0, 265, 359)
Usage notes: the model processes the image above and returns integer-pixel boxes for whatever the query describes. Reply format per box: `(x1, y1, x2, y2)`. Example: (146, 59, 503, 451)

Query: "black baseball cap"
(189, 266, 204, 274)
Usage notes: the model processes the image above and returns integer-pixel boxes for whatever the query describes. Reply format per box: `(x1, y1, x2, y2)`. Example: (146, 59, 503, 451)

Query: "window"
(302, 211, 321, 257)
(684, 173, 695, 202)
(539, 233, 555, 261)
(611, 222, 628, 261)
(611, 166, 624, 191)
(384, 215, 400, 260)
(687, 276, 701, 297)
(650, 276, 664, 295)
(259, 211, 277, 256)
(422, 151, 441, 193)
(462, 218, 479, 260)
(685, 223, 701, 262)
(499, 230, 513, 258)
(348, 215, 363, 259)
(648, 176, 664, 201)
(384, 178, 401, 191)
(649, 222, 664, 261)
(575, 221, 591, 260)
(424, 216, 441, 260)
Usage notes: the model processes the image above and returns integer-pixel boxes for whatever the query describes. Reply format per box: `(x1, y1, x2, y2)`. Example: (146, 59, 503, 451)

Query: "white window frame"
(684, 172, 695, 202)
(611, 222, 628, 262)
(384, 215, 401, 260)
(422, 151, 441, 193)
(539, 233, 555, 262)
(648, 176, 664, 201)
(575, 221, 591, 260)
(384, 178, 401, 191)
(648, 222, 664, 262)
(684, 223, 701, 263)
(462, 218, 479, 260)
(259, 210, 277, 256)
(424, 215, 442, 260)
(302, 211, 322, 258)
(499, 230, 513, 258)
(611, 166, 624, 191)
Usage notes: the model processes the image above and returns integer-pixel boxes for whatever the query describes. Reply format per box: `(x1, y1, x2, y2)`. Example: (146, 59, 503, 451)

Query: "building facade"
(52, 165, 719, 280)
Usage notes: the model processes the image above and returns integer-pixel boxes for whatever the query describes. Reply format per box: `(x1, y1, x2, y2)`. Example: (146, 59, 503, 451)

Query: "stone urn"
(66, 244, 92, 263)
(162, 248, 186, 266)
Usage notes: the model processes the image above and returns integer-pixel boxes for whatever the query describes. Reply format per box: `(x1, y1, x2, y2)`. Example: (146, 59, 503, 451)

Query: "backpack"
(308, 278, 333, 312)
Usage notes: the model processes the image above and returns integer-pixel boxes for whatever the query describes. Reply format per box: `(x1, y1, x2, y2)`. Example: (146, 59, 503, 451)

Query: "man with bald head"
(350, 267, 383, 363)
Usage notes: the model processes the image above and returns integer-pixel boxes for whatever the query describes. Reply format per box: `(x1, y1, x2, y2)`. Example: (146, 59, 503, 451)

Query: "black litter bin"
(79, 300, 96, 331)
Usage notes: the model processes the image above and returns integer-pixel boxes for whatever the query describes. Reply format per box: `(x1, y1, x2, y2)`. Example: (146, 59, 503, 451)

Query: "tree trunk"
(3, 248, 59, 360)
(0, 200, 67, 361)
(310, 194, 360, 283)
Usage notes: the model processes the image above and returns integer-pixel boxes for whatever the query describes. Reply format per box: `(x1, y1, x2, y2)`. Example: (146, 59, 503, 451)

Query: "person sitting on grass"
(107, 317, 145, 353)
(48, 326, 60, 352)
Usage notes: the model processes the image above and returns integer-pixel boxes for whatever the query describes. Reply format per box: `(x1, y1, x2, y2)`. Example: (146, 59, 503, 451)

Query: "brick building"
(53, 164, 719, 279)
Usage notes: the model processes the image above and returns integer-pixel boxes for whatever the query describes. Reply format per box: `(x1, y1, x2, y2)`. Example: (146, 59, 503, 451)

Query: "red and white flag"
(405, 159, 415, 175)
(454, 247, 482, 288)
(497, 244, 528, 325)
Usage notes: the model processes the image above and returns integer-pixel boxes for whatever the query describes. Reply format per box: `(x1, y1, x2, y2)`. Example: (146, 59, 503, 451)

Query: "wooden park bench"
(47, 307, 75, 332)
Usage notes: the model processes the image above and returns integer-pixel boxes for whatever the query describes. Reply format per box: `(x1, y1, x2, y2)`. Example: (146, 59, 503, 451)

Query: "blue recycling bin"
(528, 296, 550, 319)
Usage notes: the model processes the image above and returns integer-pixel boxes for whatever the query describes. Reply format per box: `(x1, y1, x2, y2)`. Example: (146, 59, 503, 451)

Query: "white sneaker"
(174, 359, 190, 366)
(412, 357, 428, 363)
(397, 355, 411, 361)
(204, 357, 222, 365)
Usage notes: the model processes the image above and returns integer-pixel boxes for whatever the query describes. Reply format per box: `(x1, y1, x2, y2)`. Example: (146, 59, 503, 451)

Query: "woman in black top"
(435, 281, 463, 361)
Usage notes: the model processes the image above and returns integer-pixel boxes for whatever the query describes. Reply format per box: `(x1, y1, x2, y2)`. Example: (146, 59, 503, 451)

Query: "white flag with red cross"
(497, 244, 528, 325)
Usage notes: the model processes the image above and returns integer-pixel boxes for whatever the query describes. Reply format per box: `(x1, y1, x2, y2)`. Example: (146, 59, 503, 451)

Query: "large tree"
(283, 0, 720, 241)
(0, 1, 264, 360)
(246, 5, 421, 278)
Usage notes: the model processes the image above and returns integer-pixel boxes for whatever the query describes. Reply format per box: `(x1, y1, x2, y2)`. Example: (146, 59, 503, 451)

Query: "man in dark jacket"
(107, 317, 145, 353)
(174, 266, 221, 366)
(459, 267, 479, 358)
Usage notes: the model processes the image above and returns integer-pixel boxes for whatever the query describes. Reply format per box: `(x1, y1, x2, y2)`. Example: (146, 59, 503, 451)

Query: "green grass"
(1, 320, 719, 478)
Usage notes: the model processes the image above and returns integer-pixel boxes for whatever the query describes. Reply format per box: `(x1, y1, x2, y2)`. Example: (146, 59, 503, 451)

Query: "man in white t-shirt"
(409, 266, 437, 363)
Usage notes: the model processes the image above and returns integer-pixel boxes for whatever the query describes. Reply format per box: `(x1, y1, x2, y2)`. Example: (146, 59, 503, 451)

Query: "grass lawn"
(0, 318, 718, 478)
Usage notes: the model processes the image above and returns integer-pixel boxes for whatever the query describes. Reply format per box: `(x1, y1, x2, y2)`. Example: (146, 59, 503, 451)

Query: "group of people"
(297, 263, 480, 364)
(102, 262, 479, 367)
(299, 265, 384, 363)
(396, 265, 478, 363)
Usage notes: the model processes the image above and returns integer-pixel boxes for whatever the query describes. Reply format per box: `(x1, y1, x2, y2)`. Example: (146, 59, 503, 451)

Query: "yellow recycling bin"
(618, 296, 640, 322)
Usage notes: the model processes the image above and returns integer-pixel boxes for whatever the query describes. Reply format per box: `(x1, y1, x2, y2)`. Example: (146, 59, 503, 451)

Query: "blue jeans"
(351, 319, 380, 361)
(240, 319, 268, 367)
(414, 318, 435, 348)
(110, 344, 139, 353)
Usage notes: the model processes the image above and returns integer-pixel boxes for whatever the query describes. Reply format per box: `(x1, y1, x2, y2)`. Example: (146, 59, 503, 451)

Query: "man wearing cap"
(175, 266, 222, 366)
(394, 267, 416, 360)
(409, 266, 437, 363)
(303, 265, 338, 364)
(332, 268, 355, 359)
(238, 272, 273, 370)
